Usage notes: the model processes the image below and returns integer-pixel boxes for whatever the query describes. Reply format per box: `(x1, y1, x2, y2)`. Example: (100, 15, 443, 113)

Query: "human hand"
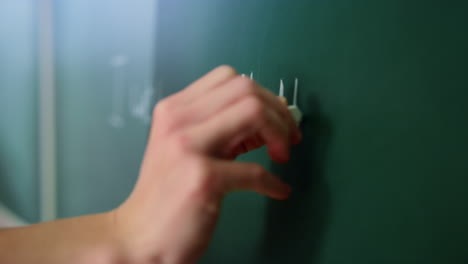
(113, 66, 301, 264)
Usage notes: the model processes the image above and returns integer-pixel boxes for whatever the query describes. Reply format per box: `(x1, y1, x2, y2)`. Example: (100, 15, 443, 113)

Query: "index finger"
(189, 95, 291, 162)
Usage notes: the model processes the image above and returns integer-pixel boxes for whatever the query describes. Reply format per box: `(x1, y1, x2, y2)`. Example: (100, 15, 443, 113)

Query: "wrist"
(106, 206, 165, 264)
(87, 211, 133, 264)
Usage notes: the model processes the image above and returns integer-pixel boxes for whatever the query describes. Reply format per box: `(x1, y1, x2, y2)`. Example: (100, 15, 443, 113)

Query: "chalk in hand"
(279, 78, 303, 125)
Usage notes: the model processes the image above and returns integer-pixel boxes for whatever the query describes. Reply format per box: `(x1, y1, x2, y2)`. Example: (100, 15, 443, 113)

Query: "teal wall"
(54, 0, 157, 217)
(0, 0, 157, 221)
(0, 1, 39, 223)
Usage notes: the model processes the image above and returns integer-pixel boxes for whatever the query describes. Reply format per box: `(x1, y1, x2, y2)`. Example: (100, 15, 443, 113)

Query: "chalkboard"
(155, 1, 468, 263)
(2, 0, 468, 263)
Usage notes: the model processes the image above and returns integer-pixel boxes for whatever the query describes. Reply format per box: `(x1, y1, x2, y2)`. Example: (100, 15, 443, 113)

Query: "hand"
(113, 66, 302, 264)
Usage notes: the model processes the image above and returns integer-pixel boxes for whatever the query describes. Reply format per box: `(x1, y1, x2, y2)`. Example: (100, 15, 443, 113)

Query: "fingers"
(187, 75, 300, 142)
(214, 160, 291, 200)
(180, 76, 259, 125)
(259, 107, 291, 162)
(189, 95, 290, 163)
(156, 65, 302, 162)
(239, 134, 264, 154)
(261, 91, 302, 145)
(256, 89, 301, 145)
(175, 65, 238, 105)
(152, 66, 239, 131)
(224, 135, 264, 160)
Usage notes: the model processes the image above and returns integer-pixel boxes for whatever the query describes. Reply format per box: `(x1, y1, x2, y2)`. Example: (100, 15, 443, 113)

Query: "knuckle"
(153, 99, 172, 119)
(171, 133, 193, 153)
(216, 65, 238, 77)
(153, 98, 181, 132)
(236, 76, 257, 96)
(244, 97, 265, 120)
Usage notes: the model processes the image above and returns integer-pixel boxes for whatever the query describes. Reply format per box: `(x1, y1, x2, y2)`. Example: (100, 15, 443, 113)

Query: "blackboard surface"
(155, 1, 468, 263)
(2, 1, 468, 263)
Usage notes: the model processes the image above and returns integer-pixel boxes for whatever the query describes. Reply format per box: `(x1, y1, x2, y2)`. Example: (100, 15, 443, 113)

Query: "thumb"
(214, 160, 291, 200)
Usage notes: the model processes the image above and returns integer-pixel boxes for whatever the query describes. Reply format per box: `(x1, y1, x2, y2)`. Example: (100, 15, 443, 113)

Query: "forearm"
(0, 212, 125, 264)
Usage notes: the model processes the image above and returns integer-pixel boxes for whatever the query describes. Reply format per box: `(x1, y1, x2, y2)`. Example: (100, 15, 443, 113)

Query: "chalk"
(278, 78, 302, 125)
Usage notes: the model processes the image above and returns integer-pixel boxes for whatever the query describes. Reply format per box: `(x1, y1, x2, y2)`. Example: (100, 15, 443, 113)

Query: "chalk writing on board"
(108, 54, 156, 128)
(109, 55, 128, 128)
(109, 68, 297, 129)
(130, 83, 154, 124)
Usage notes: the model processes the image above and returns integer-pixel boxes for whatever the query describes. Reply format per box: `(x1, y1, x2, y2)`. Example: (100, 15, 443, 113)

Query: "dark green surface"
(0, 1, 39, 223)
(155, 1, 468, 263)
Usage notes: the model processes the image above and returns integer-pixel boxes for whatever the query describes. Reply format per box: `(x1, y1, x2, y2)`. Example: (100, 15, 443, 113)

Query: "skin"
(0, 65, 301, 264)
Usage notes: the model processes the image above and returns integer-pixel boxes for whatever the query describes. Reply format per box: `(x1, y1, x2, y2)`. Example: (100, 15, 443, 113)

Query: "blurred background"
(0, 0, 157, 225)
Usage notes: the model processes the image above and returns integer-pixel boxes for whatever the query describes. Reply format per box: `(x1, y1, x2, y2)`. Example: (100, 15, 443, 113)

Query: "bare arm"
(0, 65, 301, 264)
(0, 213, 124, 264)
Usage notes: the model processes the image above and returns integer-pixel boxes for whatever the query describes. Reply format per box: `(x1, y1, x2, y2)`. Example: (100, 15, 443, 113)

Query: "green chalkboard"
(5, 0, 467, 263)
(155, 1, 468, 263)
